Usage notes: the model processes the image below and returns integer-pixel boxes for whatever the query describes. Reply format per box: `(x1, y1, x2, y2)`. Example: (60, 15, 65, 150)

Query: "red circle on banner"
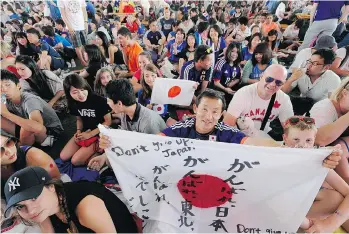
(157, 106, 162, 111)
(168, 86, 182, 98)
(177, 174, 232, 208)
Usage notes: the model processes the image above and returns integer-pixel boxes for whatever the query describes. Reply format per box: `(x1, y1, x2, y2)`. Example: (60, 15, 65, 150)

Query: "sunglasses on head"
(285, 117, 315, 126)
(265, 77, 284, 87)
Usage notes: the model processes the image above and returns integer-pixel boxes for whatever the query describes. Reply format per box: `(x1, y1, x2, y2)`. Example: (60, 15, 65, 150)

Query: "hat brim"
(4, 184, 44, 218)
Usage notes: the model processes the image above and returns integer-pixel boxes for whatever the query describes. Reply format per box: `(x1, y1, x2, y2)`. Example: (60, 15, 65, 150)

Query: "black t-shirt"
(113, 48, 125, 65)
(160, 18, 175, 37)
(49, 181, 138, 233)
(86, 61, 104, 89)
(69, 93, 111, 131)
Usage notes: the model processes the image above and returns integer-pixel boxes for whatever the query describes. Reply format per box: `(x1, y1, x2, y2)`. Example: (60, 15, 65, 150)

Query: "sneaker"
(71, 59, 76, 68)
(66, 62, 72, 68)
(41, 135, 55, 147)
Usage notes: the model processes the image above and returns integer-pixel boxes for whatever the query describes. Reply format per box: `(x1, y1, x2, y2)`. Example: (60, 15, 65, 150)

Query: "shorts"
(15, 124, 62, 140)
(71, 30, 87, 48)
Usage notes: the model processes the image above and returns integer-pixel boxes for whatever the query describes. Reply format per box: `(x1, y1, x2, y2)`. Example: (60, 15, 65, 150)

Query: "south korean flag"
(153, 104, 166, 115)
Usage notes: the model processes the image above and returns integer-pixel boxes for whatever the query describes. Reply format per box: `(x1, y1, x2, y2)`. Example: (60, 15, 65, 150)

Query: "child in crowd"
(138, 64, 169, 121)
(143, 19, 166, 63)
(94, 67, 116, 97)
(60, 74, 112, 166)
(282, 116, 349, 233)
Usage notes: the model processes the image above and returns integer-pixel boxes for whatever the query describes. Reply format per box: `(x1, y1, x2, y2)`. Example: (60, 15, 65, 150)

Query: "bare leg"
(71, 143, 97, 166)
(307, 189, 344, 218)
(75, 47, 88, 67)
(334, 137, 349, 184)
(60, 136, 80, 161)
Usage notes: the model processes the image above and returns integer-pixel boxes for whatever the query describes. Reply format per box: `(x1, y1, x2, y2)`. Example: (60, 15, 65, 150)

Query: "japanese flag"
(153, 104, 165, 115)
(151, 79, 196, 106)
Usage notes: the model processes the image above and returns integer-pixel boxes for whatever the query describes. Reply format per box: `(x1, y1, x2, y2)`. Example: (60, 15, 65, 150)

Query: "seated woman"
(4, 166, 138, 233)
(94, 67, 117, 97)
(60, 74, 112, 166)
(0, 40, 19, 78)
(138, 64, 170, 122)
(212, 43, 242, 104)
(79, 44, 107, 89)
(15, 32, 38, 60)
(1, 132, 60, 195)
(15, 55, 66, 113)
(310, 78, 349, 185)
(241, 33, 262, 66)
(94, 31, 124, 65)
(242, 42, 277, 84)
(178, 33, 198, 76)
(206, 24, 226, 62)
(131, 51, 162, 94)
(265, 29, 280, 52)
(281, 117, 349, 233)
(26, 28, 64, 71)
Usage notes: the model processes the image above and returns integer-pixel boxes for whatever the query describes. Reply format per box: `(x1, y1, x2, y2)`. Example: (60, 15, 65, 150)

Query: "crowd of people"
(1, 0, 349, 233)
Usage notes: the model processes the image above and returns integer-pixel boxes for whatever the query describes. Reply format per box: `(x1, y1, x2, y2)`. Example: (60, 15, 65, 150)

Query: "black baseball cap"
(4, 166, 51, 217)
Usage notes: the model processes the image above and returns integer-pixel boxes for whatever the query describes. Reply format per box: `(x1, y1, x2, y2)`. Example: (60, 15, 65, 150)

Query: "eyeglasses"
(285, 117, 315, 126)
(306, 60, 324, 67)
(1, 138, 17, 157)
(265, 77, 284, 87)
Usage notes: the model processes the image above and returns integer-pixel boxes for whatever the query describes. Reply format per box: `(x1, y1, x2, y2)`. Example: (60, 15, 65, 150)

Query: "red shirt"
(126, 21, 139, 33)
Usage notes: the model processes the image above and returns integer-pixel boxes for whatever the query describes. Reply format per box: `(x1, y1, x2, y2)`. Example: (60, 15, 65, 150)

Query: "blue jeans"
(338, 33, 349, 48)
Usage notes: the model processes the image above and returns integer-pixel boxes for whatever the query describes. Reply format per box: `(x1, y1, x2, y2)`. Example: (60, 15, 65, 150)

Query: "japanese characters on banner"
(99, 125, 331, 233)
(150, 79, 196, 106)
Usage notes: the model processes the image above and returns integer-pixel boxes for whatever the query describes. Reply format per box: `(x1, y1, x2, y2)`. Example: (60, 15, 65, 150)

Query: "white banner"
(150, 78, 196, 106)
(99, 125, 330, 233)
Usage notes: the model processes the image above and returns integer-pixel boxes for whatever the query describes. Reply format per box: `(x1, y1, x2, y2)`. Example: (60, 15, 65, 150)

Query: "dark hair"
(176, 28, 186, 38)
(261, 13, 268, 18)
(26, 17, 37, 25)
(172, 21, 181, 29)
(0, 69, 19, 85)
(43, 16, 55, 26)
(140, 64, 159, 100)
(238, 16, 248, 26)
(225, 43, 242, 65)
(15, 55, 55, 100)
(41, 25, 55, 37)
(105, 79, 136, 106)
(63, 73, 92, 109)
(228, 18, 238, 25)
(194, 44, 213, 62)
(312, 48, 336, 65)
(197, 21, 209, 34)
(247, 33, 262, 49)
(95, 31, 111, 59)
(6, 4, 15, 13)
(251, 43, 272, 66)
(83, 44, 106, 64)
(191, 14, 199, 25)
(208, 18, 217, 25)
(196, 89, 226, 112)
(181, 14, 189, 22)
(266, 29, 278, 50)
(295, 19, 304, 29)
(190, 7, 197, 13)
(26, 27, 41, 39)
(208, 24, 223, 39)
(55, 18, 65, 27)
(117, 26, 132, 38)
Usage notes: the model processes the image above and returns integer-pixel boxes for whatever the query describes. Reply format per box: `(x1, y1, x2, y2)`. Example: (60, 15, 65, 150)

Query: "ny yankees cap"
(4, 167, 51, 218)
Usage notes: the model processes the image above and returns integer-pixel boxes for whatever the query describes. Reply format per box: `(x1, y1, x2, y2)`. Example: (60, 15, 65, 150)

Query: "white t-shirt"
(283, 24, 299, 39)
(310, 98, 338, 128)
(227, 83, 294, 132)
(336, 47, 349, 71)
(275, 2, 286, 22)
(290, 70, 341, 102)
(57, 0, 86, 31)
(290, 48, 313, 70)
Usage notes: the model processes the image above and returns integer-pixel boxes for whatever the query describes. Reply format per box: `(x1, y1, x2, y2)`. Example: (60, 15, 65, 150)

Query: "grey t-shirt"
(6, 92, 63, 132)
(120, 103, 166, 134)
(20, 70, 63, 102)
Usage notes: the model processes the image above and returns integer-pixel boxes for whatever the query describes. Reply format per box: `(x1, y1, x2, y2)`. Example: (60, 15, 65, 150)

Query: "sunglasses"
(1, 137, 17, 157)
(265, 77, 284, 87)
(285, 117, 315, 126)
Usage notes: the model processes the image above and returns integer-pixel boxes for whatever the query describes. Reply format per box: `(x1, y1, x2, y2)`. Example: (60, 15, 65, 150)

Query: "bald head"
(263, 64, 288, 81)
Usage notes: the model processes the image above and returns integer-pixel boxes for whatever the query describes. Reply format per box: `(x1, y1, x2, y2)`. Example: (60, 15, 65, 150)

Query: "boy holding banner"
(282, 116, 349, 233)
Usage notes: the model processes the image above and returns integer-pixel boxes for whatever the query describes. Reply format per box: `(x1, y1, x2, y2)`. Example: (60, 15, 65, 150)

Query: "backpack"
(340, 46, 349, 69)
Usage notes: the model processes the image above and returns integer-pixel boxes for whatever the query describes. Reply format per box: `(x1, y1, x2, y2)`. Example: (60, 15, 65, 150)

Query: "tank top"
(49, 181, 138, 233)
